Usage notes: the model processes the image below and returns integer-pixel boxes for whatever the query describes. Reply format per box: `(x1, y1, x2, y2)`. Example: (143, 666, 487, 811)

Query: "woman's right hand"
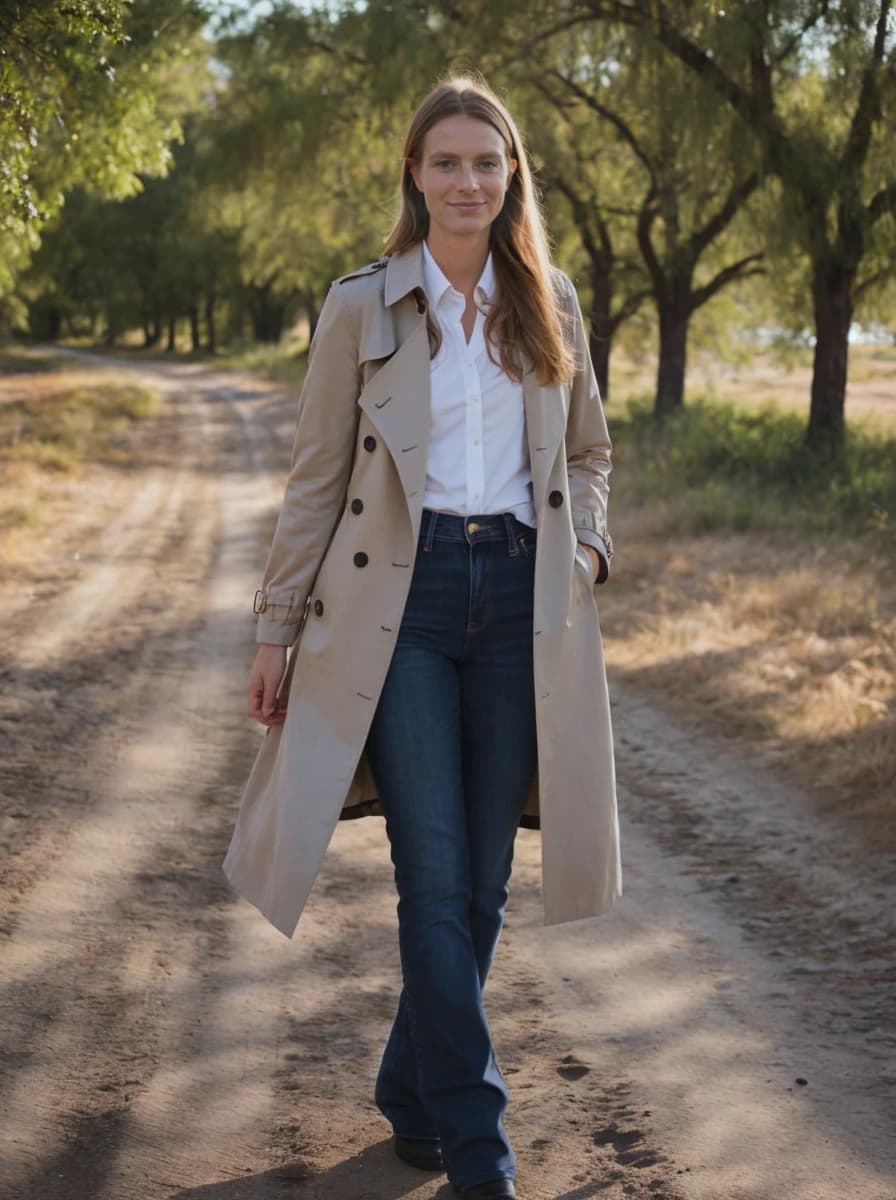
(248, 643, 289, 726)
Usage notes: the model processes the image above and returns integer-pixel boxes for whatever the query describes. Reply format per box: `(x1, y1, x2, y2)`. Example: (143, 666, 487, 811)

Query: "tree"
(0, 0, 209, 314)
(573, 0, 896, 447)
(514, 23, 764, 414)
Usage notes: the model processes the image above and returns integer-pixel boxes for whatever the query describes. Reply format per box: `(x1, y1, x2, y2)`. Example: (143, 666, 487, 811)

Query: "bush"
(612, 397, 895, 547)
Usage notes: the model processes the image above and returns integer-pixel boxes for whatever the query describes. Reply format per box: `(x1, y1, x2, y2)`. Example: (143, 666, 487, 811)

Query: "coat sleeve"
(253, 281, 361, 645)
(561, 273, 615, 585)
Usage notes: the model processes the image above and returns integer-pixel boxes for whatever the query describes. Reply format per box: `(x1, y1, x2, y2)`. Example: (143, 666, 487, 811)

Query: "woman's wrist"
(578, 541, 601, 584)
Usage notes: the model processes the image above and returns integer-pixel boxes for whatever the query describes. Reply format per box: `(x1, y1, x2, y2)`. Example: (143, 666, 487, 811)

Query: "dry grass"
(602, 340, 895, 848)
(609, 342, 896, 425)
(0, 347, 162, 566)
(601, 519, 895, 851)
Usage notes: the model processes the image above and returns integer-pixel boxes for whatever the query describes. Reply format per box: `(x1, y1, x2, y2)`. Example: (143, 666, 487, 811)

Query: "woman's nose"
(458, 165, 480, 191)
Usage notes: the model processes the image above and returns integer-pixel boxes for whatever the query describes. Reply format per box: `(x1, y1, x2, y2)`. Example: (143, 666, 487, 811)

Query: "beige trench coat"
(222, 240, 622, 938)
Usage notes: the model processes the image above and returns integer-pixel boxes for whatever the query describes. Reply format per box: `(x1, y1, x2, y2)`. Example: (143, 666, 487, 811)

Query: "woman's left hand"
(578, 541, 601, 584)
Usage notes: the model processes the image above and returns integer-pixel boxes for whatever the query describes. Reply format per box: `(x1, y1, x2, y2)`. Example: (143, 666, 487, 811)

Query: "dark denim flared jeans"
(365, 507, 538, 1191)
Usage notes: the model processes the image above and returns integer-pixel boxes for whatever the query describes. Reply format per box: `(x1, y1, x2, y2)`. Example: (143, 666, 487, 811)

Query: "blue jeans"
(365, 507, 538, 1191)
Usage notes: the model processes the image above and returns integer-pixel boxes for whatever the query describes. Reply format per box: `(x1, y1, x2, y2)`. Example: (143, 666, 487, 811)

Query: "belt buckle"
(253, 589, 267, 613)
(466, 519, 483, 534)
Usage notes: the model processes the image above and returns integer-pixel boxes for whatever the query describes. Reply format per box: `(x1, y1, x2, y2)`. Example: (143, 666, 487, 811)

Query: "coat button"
(549, 489, 564, 507)
(313, 598, 324, 616)
(350, 498, 364, 514)
(363, 435, 376, 451)
(353, 551, 369, 567)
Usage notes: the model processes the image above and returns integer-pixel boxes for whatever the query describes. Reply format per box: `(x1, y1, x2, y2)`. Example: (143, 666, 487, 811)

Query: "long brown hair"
(383, 74, 575, 386)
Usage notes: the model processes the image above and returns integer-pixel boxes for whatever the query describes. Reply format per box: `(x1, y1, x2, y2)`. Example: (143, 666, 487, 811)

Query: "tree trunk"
(46, 306, 62, 341)
(205, 285, 216, 353)
(655, 302, 689, 417)
(189, 301, 201, 352)
(166, 316, 176, 353)
(143, 315, 161, 348)
(807, 259, 853, 451)
(247, 281, 294, 343)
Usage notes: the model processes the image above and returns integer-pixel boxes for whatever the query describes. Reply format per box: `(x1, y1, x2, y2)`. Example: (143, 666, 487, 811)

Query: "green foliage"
(615, 396, 896, 546)
(8, 0, 895, 416)
(0, 0, 210, 305)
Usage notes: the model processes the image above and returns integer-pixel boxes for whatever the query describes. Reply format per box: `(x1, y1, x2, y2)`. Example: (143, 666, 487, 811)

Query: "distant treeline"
(2, 0, 894, 449)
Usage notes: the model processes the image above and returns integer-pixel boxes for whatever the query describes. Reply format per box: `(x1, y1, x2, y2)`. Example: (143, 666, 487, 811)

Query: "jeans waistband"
(419, 507, 536, 552)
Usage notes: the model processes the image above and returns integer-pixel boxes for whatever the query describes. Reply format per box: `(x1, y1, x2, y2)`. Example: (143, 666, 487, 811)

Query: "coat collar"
(383, 240, 426, 307)
(383, 238, 496, 311)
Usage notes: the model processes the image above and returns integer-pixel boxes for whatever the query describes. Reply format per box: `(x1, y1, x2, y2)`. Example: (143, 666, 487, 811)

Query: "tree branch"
(552, 176, 605, 264)
(770, 1, 831, 65)
(691, 253, 765, 311)
(691, 172, 760, 258)
(636, 186, 665, 301)
(515, 10, 600, 57)
(854, 265, 893, 300)
(544, 66, 656, 184)
(584, 0, 794, 179)
(868, 182, 896, 225)
(839, 0, 891, 177)
(611, 287, 652, 331)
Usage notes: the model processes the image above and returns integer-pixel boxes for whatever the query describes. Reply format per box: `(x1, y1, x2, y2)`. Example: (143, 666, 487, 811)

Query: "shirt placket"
(462, 301, 486, 512)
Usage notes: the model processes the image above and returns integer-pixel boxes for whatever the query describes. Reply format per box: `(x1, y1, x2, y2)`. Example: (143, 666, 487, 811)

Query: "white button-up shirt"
(420, 239, 537, 528)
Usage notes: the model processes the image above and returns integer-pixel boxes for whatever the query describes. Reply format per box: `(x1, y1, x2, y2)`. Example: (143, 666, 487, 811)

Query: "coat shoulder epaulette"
(336, 257, 389, 285)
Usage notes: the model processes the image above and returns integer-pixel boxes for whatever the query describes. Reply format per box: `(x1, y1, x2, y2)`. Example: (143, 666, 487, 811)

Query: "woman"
(223, 74, 622, 1199)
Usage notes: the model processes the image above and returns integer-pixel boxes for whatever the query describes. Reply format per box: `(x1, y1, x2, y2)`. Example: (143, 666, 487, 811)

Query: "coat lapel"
(357, 316, 431, 534)
(523, 370, 568, 512)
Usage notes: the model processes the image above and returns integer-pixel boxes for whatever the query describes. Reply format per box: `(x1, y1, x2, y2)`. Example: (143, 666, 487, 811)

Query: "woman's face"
(409, 114, 517, 243)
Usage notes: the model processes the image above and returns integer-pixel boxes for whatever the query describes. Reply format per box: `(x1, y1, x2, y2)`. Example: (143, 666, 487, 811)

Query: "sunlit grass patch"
(212, 339, 309, 388)
(0, 382, 161, 472)
(0, 363, 163, 568)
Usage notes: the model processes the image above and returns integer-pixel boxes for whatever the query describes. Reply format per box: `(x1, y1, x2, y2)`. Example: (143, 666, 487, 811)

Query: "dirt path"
(0, 351, 892, 1200)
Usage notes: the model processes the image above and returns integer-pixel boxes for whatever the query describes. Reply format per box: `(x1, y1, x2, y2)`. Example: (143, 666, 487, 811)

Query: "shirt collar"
(421, 239, 495, 311)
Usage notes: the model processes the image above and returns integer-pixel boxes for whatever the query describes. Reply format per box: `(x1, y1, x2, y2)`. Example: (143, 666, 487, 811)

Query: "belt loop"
(423, 507, 437, 552)
(502, 512, 519, 555)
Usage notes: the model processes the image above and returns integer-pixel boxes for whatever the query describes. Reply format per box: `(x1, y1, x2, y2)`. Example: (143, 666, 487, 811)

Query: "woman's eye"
(433, 159, 499, 169)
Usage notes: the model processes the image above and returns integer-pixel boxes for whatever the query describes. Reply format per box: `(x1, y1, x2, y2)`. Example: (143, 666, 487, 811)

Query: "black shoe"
(393, 1134, 444, 1171)
(454, 1179, 516, 1198)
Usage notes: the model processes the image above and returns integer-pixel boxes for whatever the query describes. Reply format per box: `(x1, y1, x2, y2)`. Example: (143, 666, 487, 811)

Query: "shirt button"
(473, 438, 480, 446)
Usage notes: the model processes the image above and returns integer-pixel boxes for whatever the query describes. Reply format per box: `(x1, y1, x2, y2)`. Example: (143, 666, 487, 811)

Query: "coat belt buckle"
(253, 589, 267, 614)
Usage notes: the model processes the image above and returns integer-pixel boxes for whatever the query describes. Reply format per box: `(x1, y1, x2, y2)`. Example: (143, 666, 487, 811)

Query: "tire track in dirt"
(0, 385, 217, 934)
(1, 351, 892, 1200)
(0, 359, 289, 1196)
